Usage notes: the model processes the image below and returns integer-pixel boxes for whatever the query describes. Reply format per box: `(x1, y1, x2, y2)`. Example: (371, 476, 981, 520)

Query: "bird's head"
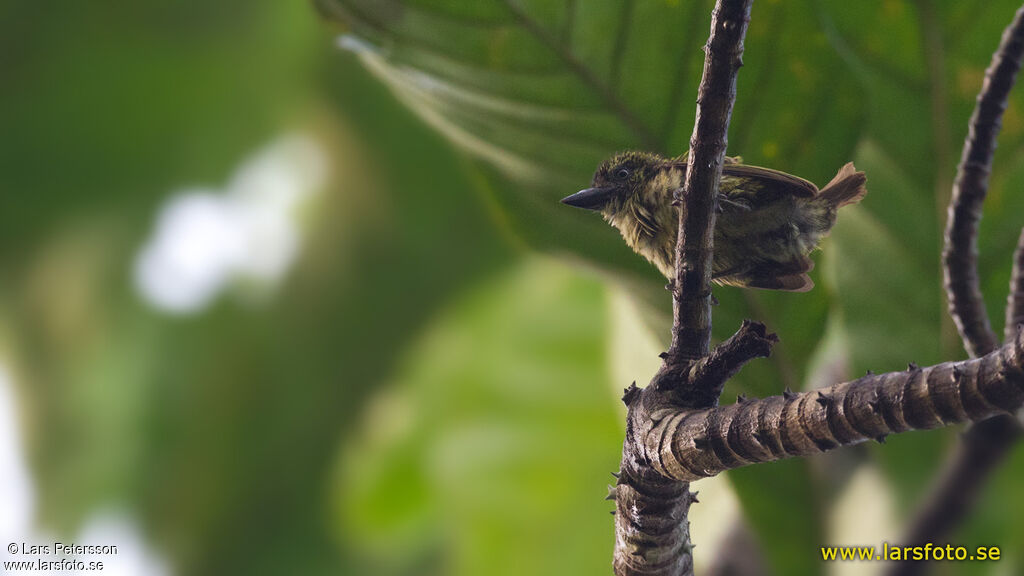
(561, 151, 666, 216)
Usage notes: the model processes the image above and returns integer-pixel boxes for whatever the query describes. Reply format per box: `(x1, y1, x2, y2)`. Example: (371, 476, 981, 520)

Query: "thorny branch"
(666, 1, 752, 364)
(889, 8, 1024, 574)
(316, 1, 1024, 574)
(670, 320, 777, 409)
(614, 3, 1024, 576)
(614, 2, 754, 574)
(943, 4, 1024, 359)
(614, 319, 1024, 575)
(630, 333, 1024, 483)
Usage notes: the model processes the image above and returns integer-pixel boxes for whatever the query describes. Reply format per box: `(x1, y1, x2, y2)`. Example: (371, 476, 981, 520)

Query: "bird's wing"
(670, 162, 818, 208)
(720, 164, 818, 199)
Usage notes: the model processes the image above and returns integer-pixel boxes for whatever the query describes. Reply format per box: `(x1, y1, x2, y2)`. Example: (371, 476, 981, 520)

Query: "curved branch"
(1005, 228, 1024, 340)
(892, 228, 1024, 576)
(943, 4, 1024, 358)
(895, 8, 1024, 569)
(634, 331, 1024, 483)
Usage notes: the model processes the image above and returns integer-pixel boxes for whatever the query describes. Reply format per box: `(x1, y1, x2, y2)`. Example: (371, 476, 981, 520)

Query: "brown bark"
(632, 332, 1024, 483)
(315, 2, 1024, 574)
(943, 5, 1024, 358)
(614, 2, 754, 574)
(888, 9, 1024, 574)
(667, 1, 752, 364)
(614, 330, 1024, 575)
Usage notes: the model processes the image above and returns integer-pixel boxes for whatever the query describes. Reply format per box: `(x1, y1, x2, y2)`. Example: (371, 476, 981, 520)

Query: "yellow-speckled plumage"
(566, 151, 867, 292)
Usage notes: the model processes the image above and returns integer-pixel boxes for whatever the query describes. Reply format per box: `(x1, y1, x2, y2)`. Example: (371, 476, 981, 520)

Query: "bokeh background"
(3, 1, 1024, 575)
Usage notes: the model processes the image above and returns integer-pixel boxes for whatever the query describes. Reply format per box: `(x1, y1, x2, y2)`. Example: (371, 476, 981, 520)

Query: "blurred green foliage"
(319, 0, 1024, 573)
(3, 0, 1024, 575)
(339, 259, 622, 576)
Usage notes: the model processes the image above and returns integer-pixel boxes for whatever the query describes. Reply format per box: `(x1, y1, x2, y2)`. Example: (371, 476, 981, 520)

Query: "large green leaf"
(317, 0, 866, 282)
(315, 2, 875, 573)
(319, 0, 1024, 572)
(9, 2, 1024, 575)
(338, 258, 623, 576)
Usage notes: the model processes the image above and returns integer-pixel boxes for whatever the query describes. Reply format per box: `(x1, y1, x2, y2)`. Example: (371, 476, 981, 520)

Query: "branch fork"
(651, 320, 777, 410)
(614, 3, 1024, 576)
(632, 330, 1024, 484)
(614, 2, 757, 574)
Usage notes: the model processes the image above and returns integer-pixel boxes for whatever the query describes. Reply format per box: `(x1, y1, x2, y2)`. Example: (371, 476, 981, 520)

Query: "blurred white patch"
(688, 476, 743, 575)
(0, 364, 34, 544)
(337, 34, 379, 56)
(70, 512, 170, 576)
(134, 134, 327, 314)
(134, 191, 245, 313)
(606, 287, 663, 405)
(829, 464, 897, 576)
(0, 366, 172, 575)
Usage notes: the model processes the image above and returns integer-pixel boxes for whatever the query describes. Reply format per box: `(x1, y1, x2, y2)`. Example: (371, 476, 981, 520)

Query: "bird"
(561, 151, 867, 292)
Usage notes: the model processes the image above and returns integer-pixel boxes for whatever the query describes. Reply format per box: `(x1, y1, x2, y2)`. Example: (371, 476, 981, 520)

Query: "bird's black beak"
(560, 187, 616, 211)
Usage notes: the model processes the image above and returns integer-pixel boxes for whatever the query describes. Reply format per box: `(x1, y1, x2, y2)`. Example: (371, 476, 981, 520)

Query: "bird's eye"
(616, 168, 631, 179)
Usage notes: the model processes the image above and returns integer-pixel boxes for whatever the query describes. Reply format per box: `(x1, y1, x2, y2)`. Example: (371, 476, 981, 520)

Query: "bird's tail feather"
(714, 257, 816, 293)
(818, 162, 867, 207)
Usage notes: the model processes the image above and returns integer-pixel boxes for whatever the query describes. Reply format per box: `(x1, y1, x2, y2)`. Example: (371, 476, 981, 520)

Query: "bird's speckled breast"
(605, 166, 684, 278)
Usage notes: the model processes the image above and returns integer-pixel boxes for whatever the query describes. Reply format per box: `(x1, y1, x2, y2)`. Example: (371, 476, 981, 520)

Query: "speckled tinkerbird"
(561, 152, 867, 292)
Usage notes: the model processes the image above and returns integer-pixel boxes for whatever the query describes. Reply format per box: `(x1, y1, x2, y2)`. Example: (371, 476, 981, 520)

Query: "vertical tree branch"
(891, 7, 1024, 575)
(614, 2, 754, 575)
(668, 0, 753, 364)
